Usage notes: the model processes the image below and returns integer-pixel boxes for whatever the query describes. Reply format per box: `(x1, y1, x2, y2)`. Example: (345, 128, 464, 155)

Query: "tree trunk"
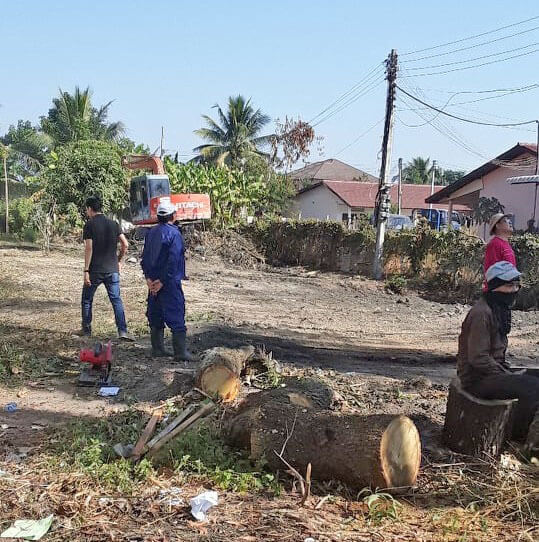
(443, 378, 516, 457)
(226, 377, 339, 450)
(3, 155, 8, 235)
(227, 401, 421, 490)
(195, 346, 255, 402)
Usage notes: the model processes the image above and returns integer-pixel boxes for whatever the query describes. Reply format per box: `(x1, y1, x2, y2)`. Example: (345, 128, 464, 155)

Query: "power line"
(397, 85, 538, 127)
(404, 41, 539, 71)
(308, 63, 384, 124)
(404, 83, 539, 95)
(405, 47, 539, 77)
(402, 24, 539, 63)
(398, 84, 539, 110)
(401, 15, 539, 56)
(335, 118, 384, 155)
(312, 77, 385, 127)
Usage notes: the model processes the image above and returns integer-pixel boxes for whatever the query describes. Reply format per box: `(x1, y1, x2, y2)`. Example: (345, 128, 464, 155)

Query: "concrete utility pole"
(397, 157, 403, 215)
(373, 49, 398, 280)
(429, 159, 437, 211)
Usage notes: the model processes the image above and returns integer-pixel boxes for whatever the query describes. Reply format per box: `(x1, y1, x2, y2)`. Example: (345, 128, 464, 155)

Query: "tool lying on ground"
(78, 341, 113, 386)
(114, 399, 215, 460)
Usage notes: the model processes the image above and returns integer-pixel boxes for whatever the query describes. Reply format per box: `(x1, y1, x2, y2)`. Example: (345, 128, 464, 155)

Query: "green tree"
(403, 157, 433, 184)
(1, 120, 52, 177)
(473, 196, 505, 238)
(43, 140, 128, 221)
(193, 95, 271, 167)
(1, 127, 49, 233)
(40, 86, 124, 145)
(439, 168, 465, 186)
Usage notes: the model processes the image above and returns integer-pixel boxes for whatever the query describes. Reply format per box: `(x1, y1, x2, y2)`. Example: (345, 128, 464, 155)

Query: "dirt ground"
(0, 239, 538, 541)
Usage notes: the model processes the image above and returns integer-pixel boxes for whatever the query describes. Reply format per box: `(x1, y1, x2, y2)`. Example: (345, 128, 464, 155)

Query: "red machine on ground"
(122, 155, 211, 226)
(78, 341, 113, 386)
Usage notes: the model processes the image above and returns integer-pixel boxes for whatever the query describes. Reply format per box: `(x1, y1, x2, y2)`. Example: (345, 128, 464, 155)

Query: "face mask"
(488, 291, 517, 308)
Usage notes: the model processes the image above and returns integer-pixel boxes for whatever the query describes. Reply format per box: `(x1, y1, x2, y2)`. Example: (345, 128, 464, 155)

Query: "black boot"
(150, 327, 172, 357)
(172, 331, 193, 362)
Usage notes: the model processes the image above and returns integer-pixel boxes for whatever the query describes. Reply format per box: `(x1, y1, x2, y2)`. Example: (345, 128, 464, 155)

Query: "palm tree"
(41, 86, 124, 145)
(193, 95, 271, 167)
(403, 157, 433, 184)
(1, 127, 50, 233)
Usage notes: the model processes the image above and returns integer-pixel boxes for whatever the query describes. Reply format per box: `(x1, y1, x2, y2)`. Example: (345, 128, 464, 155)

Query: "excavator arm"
(121, 154, 165, 175)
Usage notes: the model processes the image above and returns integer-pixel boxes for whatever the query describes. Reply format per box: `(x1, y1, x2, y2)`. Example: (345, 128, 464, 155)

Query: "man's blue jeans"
(81, 272, 128, 334)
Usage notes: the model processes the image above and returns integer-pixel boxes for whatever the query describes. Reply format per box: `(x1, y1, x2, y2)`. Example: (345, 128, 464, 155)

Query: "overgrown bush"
(0, 197, 37, 239)
(248, 219, 539, 307)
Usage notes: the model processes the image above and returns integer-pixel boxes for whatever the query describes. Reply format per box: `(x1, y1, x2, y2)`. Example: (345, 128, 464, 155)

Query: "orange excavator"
(122, 155, 211, 226)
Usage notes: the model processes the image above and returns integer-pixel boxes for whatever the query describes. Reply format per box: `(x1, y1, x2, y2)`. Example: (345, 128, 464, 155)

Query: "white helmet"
(156, 200, 176, 216)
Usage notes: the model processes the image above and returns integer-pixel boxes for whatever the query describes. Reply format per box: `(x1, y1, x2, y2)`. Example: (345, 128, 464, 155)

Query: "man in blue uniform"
(141, 200, 192, 361)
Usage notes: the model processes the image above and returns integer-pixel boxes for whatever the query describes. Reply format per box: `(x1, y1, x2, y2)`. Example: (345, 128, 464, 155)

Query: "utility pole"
(397, 157, 403, 215)
(2, 151, 8, 235)
(429, 159, 437, 211)
(160, 126, 165, 159)
(373, 49, 398, 280)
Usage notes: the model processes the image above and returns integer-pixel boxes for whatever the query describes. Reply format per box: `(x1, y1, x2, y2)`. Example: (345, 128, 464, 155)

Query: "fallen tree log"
(195, 346, 255, 402)
(227, 401, 421, 489)
(226, 377, 339, 449)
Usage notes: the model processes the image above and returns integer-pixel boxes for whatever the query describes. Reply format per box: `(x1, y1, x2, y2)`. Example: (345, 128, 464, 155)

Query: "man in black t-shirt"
(81, 195, 132, 340)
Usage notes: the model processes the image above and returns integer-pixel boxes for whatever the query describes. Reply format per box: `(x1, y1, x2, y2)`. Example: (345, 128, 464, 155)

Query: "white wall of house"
(293, 184, 350, 221)
(479, 164, 537, 233)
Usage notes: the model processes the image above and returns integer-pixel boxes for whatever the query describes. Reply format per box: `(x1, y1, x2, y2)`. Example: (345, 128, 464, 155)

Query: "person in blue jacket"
(141, 200, 192, 361)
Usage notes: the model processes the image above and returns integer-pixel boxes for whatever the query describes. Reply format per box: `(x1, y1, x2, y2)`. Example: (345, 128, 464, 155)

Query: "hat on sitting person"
(485, 261, 521, 291)
(156, 200, 176, 216)
(489, 212, 510, 235)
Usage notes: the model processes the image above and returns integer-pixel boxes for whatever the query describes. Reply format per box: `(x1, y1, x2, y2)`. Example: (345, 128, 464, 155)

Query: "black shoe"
(172, 331, 193, 362)
(150, 327, 172, 357)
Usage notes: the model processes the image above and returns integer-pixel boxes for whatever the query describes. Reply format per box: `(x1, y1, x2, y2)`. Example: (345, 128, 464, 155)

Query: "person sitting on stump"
(457, 260, 539, 456)
(141, 200, 192, 362)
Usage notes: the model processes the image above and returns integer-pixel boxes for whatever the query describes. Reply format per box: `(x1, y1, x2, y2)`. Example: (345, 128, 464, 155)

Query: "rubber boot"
(172, 331, 193, 362)
(525, 410, 539, 460)
(150, 327, 172, 357)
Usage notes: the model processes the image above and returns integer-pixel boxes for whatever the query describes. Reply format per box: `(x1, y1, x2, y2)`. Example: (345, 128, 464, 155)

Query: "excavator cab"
(124, 154, 212, 227)
(129, 174, 171, 224)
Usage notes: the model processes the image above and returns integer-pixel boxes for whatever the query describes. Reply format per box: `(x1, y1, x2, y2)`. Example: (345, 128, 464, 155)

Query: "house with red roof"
(293, 179, 469, 222)
(426, 143, 538, 238)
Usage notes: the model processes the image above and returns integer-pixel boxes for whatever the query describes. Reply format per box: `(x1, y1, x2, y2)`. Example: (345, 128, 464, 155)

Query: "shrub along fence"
(247, 219, 539, 309)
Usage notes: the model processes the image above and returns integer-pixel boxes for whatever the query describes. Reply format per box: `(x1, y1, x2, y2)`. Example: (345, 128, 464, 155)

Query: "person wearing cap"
(457, 261, 539, 454)
(483, 213, 515, 292)
(140, 200, 192, 362)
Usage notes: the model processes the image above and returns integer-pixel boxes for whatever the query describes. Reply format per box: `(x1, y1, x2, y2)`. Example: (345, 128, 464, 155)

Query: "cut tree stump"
(227, 400, 421, 490)
(442, 377, 517, 457)
(195, 346, 255, 402)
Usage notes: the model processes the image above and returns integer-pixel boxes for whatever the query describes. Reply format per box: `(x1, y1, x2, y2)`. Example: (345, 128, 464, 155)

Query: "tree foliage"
(40, 86, 124, 145)
(1, 121, 52, 177)
(43, 140, 128, 220)
(270, 117, 316, 171)
(164, 158, 294, 224)
(192, 95, 271, 167)
(403, 157, 433, 185)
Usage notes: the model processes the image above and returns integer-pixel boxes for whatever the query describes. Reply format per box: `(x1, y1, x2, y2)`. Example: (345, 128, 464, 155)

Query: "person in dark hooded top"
(457, 260, 539, 455)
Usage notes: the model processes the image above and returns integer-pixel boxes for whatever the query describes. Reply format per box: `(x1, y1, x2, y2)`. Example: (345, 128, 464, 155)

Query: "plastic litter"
(98, 386, 120, 397)
(159, 487, 184, 507)
(190, 490, 218, 521)
(4, 402, 17, 413)
(1, 514, 53, 540)
(304, 538, 317, 542)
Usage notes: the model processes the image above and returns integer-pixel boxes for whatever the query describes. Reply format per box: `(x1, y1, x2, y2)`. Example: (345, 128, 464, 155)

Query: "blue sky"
(1, 0, 538, 177)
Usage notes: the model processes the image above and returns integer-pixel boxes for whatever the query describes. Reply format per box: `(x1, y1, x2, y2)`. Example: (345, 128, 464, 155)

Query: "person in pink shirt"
(483, 213, 516, 291)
